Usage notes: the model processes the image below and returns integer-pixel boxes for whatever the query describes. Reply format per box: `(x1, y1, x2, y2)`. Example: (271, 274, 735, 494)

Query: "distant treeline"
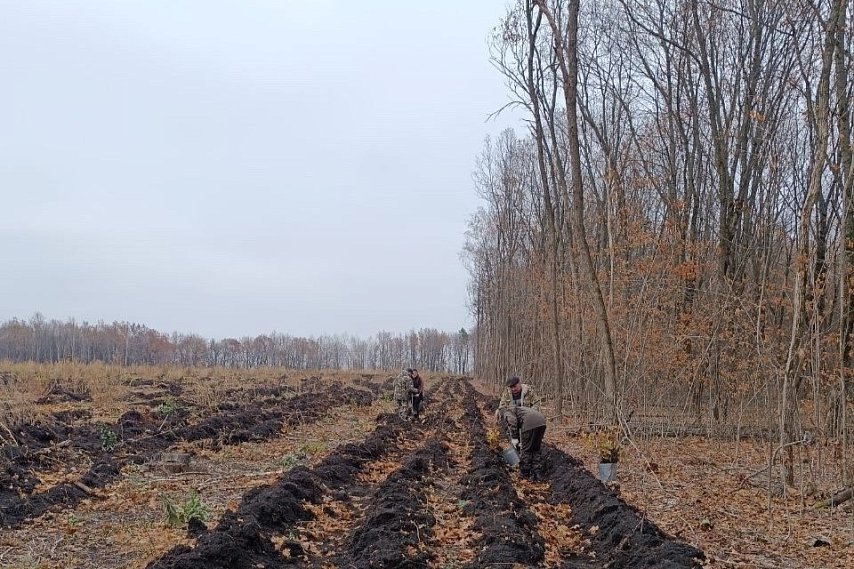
(0, 314, 472, 373)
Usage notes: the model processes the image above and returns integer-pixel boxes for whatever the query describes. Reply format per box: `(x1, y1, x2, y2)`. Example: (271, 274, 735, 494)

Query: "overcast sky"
(0, 1, 520, 339)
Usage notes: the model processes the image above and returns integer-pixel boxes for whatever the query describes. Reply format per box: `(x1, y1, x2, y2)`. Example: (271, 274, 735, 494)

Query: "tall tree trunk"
(524, 1, 565, 414)
(535, 0, 619, 420)
(833, 0, 852, 485)
(780, 0, 843, 487)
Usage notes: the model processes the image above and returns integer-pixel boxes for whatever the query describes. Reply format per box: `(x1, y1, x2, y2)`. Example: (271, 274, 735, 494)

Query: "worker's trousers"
(519, 425, 546, 477)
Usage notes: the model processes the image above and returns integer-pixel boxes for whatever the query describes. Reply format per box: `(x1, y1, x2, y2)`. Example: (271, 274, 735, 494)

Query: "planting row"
(460, 382, 546, 566)
(463, 379, 704, 568)
(147, 380, 447, 568)
(148, 420, 433, 566)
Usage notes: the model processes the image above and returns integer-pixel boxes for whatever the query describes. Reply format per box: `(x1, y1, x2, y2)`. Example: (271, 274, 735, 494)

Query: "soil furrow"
(285, 423, 429, 565)
(542, 445, 704, 568)
(145, 379, 445, 569)
(3, 375, 710, 569)
(145, 410, 426, 569)
(471, 390, 589, 567)
(0, 406, 191, 521)
(284, 381, 455, 568)
(424, 399, 481, 569)
(0, 378, 341, 506)
(331, 436, 450, 569)
(299, 381, 460, 568)
(0, 397, 385, 569)
(468, 380, 703, 567)
(459, 381, 545, 568)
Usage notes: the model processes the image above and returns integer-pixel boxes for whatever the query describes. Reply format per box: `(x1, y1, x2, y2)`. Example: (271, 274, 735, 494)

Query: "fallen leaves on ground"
(516, 477, 587, 566)
(550, 428, 854, 569)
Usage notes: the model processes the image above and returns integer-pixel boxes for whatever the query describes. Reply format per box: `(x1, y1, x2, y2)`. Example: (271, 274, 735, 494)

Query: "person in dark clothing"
(407, 368, 425, 420)
(501, 406, 547, 479)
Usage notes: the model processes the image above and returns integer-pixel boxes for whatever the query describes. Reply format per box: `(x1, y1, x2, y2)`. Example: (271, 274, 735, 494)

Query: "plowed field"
(1, 373, 703, 568)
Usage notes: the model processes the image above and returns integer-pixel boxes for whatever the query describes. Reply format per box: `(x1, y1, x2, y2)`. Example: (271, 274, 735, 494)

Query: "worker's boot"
(519, 454, 532, 479)
(528, 454, 544, 481)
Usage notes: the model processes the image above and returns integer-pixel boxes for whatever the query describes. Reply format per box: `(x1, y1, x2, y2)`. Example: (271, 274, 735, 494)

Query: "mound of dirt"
(0, 447, 40, 521)
(2, 387, 374, 529)
(343, 439, 449, 568)
(147, 416, 409, 569)
(1, 455, 121, 528)
(151, 513, 291, 569)
(12, 422, 66, 448)
(36, 382, 91, 404)
(52, 408, 92, 423)
(168, 386, 372, 448)
(544, 447, 704, 568)
(460, 388, 545, 567)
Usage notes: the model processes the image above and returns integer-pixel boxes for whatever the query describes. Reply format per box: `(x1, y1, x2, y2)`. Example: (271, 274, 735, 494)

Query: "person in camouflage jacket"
(393, 369, 411, 417)
(496, 376, 541, 414)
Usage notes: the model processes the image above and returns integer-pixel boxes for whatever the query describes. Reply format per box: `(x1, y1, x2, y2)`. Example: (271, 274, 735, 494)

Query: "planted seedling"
(155, 396, 184, 416)
(99, 424, 120, 451)
(163, 490, 210, 528)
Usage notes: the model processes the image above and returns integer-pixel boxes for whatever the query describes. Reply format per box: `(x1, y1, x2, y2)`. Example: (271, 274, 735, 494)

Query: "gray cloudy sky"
(0, 1, 519, 339)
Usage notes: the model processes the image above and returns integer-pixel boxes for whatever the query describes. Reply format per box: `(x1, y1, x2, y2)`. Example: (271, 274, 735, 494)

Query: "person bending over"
(501, 405, 547, 480)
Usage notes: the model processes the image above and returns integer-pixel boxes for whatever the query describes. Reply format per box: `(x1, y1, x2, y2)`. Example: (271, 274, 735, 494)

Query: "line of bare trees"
(465, 0, 851, 484)
(0, 313, 471, 374)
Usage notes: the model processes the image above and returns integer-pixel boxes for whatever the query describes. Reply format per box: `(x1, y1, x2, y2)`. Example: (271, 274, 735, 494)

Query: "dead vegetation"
(0, 366, 851, 568)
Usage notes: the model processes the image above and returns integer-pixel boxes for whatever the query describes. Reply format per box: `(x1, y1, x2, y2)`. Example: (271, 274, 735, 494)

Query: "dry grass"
(0, 392, 390, 569)
(0, 361, 135, 426)
(0, 385, 39, 443)
(0, 362, 401, 430)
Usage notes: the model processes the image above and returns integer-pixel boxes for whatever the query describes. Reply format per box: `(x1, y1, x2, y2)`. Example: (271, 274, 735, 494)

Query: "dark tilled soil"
(468, 380, 703, 568)
(1, 402, 191, 504)
(52, 408, 92, 423)
(336, 437, 450, 569)
(64, 408, 192, 456)
(352, 375, 394, 396)
(148, 381, 447, 569)
(0, 418, 75, 516)
(36, 382, 92, 404)
(293, 383, 460, 568)
(298, 376, 324, 393)
(460, 384, 545, 567)
(217, 383, 296, 403)
(172, 386, 373, 448)
(7, 456, 121, 517)
(147, 413, 419, 569)
(6, 377, 707, 569)
(6, 420, 68, 449)
(543, 445, 704, 568)
(0, 446, 41, 510)
(0, 386, 374, 528)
